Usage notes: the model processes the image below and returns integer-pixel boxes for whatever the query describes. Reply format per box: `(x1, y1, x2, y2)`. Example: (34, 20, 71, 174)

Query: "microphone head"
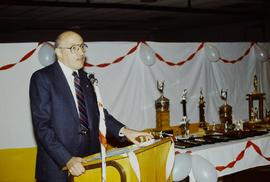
(88, 73, 98, 84)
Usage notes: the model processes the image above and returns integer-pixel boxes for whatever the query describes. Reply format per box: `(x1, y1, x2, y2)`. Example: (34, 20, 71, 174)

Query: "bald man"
(30, 31, 152, 182)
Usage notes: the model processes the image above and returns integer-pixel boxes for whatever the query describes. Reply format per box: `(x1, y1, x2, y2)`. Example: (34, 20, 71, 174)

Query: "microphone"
(87, 73, 98, 85)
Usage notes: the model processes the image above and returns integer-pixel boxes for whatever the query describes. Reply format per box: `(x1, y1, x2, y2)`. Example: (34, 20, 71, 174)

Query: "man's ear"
(55, 48, 62, 60)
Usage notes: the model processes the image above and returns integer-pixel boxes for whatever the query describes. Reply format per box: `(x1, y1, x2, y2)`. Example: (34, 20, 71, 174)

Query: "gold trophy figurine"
(253, 74, 259, 93)
(198, 89, 207, 130)
(250, 107, 259, 122)
(265, 109, 270, 123)
(266, 109, 270, 118)
(219, 89, 232, 131)
(246, 75, 265, 122)
(180, 89, 190, 138)
(155, 80, 170, 131)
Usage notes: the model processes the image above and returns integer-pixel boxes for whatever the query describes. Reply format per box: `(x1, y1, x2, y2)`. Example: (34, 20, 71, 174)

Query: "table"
(175, 133, 270, 182)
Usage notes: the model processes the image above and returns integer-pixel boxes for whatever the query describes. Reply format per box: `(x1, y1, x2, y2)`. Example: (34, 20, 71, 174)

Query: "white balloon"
(139, 43, 156, 66)
(205, 44, 220, 62)
(172, 153, 192, 182)
(38, 42, 56, 66)
(192, 155, 218, 182)
(255, 45, 267, 62)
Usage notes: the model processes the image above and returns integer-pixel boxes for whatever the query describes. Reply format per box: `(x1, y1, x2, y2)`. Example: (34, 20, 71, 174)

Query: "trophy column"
(219, 89, 233, 131)
(198, 89, 207, 130)
(180, 89, 190, 138)
(246, 75, 266, 121)
(246, 93, 265, 121)
(155, 81, 170, 131)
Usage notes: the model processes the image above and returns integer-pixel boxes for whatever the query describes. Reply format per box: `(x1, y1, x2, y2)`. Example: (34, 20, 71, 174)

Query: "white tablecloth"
(175, 133, 270, 182)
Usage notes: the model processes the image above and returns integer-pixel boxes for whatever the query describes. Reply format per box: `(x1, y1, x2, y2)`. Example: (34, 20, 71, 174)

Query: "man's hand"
(121, 127, 153, 145)
(66, 157, 87, 176)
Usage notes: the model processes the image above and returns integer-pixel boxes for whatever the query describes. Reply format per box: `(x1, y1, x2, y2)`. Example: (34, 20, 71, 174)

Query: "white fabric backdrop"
(0, 42, 269, 148)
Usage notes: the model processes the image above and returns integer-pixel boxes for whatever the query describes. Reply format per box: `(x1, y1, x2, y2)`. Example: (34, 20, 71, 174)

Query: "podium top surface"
(84, 138, 171, 165)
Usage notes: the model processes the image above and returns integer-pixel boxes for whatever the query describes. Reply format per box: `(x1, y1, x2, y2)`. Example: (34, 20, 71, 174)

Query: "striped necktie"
(72, 71, 89, 132)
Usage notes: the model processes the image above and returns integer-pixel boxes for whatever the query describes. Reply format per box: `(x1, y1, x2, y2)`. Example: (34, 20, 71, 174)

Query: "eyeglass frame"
(56, 43, 88, 54)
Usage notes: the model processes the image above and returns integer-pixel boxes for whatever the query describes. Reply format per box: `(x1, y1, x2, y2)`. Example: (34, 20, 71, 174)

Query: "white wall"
(0, 42, 269, 149)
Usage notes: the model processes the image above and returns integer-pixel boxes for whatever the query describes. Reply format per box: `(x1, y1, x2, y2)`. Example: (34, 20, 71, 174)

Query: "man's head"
(55, 31, 87, 70)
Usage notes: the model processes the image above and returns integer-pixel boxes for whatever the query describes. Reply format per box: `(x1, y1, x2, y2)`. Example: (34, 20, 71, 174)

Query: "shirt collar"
(58, 61, 78, 77)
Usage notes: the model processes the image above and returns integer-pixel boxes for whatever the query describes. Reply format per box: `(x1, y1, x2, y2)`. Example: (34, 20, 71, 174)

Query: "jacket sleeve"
(104, 108, 126, 141)
(30, 71, 72, 168)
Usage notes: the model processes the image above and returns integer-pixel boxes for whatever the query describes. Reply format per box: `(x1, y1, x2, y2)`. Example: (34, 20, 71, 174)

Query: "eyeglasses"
(57, 43, 88, 54)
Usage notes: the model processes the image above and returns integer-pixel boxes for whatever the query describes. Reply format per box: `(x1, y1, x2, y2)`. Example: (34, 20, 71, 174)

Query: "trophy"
(253, 75, 259, 93)
(246, 75, 265, 121)
(266, 109, 270, 118)
(220, 89, 228, 103)
(180, 89, 190, 138)
(181, 89, 187, 117)
(157, 80, 164, 95)
(265, 108, 270, 123)
(250, 107, 259, 122)
(155, 80, 170, 130)
(219, 89, 232, 130)
(198, 89, 207, 129)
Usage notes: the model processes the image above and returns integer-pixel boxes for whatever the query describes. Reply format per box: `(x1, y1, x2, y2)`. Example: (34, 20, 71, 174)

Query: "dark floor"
(177, 165, 270, 182)
(220, 165, 270, 182)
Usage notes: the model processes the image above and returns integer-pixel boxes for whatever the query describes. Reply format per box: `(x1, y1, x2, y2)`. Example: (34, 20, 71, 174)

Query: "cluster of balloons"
(172, 153, 217, 182)
(38, 42, 56, 66)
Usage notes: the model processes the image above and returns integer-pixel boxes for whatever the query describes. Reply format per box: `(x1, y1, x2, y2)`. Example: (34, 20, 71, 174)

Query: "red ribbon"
(175, 150, 192, 154)
(99, 131, 108, 147)
(84, 42, 140, 68)
(175, 139, 270, 172)
(155, 43, 205, 66)
(219, 43, 255, 64)
(216, 140, 270, 171)
(1, 42, 259, 71)
(85, 42, 205, 68)
(0, 42, 42, 71)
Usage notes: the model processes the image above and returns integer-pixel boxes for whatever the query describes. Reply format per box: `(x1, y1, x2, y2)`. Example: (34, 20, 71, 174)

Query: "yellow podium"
(69, 138, 172, 182)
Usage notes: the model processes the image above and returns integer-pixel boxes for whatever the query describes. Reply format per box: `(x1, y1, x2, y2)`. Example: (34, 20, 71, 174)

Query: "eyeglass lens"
(71, 44, 88, 54)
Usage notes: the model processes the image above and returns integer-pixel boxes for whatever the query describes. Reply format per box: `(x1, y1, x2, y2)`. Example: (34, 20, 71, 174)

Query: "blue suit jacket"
(30, 61, 125, 181)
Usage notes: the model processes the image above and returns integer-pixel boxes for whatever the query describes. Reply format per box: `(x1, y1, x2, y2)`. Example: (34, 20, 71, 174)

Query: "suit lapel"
(53, 62, 79, 122)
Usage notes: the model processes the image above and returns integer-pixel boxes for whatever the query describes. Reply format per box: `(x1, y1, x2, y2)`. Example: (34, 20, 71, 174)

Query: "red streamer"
(1, 42, 259, 71)
(84, 42, 140, 68)
(155, 42, 205, 66)
(216, 140, 270, 172)
(0, 42, 42, 71)
(175, 139, 270, 172)
(219, 43, 255, 64)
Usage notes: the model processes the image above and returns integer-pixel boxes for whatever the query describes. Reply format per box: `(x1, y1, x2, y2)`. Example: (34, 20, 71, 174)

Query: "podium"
(69, 138, 172, 182)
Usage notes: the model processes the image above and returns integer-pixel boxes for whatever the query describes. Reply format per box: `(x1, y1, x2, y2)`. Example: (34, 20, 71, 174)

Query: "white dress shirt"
(58, 61, 79, 113)
(58, 61, 125, 135)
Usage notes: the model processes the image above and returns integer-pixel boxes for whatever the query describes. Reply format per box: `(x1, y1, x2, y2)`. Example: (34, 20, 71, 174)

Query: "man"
(30, 31, 153, 182)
